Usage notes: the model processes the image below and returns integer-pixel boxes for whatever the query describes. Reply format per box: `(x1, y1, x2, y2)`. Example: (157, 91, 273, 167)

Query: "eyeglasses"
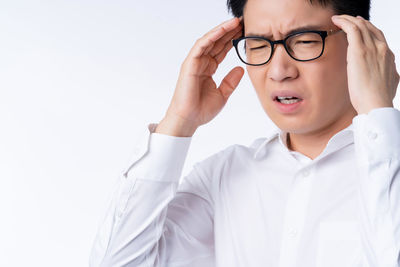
(231, 29, 343, 66)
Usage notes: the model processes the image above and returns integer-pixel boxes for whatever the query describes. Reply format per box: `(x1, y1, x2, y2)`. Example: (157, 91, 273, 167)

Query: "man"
(90, 0, 400, 266)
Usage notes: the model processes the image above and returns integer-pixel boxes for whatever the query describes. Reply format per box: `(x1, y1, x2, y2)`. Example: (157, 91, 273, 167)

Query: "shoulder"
(192, 136, 270, 173)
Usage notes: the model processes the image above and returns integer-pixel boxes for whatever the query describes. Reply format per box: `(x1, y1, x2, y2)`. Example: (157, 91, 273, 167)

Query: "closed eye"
(249, 45, 268, 50)
(296, 40, 320, 44)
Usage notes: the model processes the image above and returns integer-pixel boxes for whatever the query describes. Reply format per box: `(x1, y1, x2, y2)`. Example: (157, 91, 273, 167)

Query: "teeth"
(277, 96, 297, 100)
(280, 99, 301, 104)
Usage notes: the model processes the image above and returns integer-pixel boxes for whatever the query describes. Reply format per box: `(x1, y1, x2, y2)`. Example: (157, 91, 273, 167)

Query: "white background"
(0, 0, 399, 266)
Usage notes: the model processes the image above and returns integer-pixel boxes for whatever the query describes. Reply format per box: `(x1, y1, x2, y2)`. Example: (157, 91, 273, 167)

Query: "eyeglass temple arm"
(327, 29, 343, 36)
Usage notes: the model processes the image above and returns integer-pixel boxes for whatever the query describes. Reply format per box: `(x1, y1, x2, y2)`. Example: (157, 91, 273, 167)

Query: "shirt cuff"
(122, 122, 192, 182)
(352, 107, 400, 161)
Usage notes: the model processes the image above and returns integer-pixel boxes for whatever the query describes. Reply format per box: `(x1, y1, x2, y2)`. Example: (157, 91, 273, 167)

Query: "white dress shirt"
(89, 107, 400, 267)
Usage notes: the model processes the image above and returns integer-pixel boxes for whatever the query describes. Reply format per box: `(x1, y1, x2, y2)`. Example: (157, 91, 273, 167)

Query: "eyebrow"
(246, 25, 324, 39)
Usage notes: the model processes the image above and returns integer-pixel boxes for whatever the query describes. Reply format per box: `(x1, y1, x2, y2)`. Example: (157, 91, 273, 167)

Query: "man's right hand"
(155, 17, 245, 137)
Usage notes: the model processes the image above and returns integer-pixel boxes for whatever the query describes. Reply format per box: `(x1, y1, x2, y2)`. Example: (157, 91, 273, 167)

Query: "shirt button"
(302, 170, 310, 177)
(288, 228, 298, 238)
(367, 131, 378, 140)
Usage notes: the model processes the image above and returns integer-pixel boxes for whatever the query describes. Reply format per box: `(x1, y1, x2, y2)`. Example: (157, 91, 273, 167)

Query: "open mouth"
(274, 96, 303, 104)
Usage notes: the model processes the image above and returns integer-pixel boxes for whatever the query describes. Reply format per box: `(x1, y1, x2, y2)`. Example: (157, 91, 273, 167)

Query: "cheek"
(321, 38, 349, 89)
(247, 65, 269, 99)
(306, 47, 348, 104)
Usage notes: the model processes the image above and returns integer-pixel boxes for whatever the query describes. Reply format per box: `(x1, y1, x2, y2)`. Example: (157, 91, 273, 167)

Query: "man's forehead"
(245, 24, 326, 38)
(243, 0, 334, 38)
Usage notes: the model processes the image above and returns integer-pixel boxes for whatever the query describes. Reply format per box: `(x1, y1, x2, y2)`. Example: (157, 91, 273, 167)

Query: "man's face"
(243, 0, 357, 135)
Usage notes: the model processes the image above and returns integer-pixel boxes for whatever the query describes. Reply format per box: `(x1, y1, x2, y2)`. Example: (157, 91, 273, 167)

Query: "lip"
(273, 98, 304, 113)
(271, 90, 304, 101)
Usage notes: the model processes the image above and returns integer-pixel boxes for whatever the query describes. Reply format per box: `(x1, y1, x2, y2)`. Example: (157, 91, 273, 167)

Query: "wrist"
(155, 116, 197, 137)
(356, 102, 394, 115)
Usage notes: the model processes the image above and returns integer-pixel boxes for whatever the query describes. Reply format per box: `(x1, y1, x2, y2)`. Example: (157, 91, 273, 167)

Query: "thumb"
(218, 66, 245, 100)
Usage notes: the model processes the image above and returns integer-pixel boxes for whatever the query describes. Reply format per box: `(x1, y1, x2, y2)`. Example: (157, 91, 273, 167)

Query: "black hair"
(227, 0, 371, 20)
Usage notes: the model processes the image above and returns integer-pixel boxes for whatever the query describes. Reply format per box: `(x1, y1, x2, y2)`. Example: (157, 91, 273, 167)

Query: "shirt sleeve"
(352, 107, 400, 267)
(89, 123, 216, 267)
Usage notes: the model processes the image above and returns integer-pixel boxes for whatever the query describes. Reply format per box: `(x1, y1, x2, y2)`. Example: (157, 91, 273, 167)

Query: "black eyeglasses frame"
(231, 29, 343, 66)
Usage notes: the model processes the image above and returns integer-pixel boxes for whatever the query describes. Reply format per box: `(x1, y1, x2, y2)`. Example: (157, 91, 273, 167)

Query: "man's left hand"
(332, 14, 399, 114)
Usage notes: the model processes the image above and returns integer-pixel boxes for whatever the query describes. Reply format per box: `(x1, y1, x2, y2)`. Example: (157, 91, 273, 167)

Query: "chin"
(269, 114, 316, 135)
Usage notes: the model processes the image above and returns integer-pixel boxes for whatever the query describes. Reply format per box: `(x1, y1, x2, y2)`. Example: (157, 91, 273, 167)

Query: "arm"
(352, 107, 400, 266)
(89, 123, 215, 267)
(89, 15, 244, 266)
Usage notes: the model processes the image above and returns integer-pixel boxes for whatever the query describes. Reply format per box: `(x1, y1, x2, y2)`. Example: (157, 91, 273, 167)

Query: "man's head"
(227, 0, 370, 138)
(228, 0, 370, 20)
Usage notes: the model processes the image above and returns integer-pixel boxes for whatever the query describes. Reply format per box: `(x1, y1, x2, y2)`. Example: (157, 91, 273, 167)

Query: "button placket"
(299, 168, 312, 183)
(279, 166, 314, 267)
(288, 227, 298, 238)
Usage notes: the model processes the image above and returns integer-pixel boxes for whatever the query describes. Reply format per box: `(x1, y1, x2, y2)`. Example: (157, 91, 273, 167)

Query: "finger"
(332, 15, 364, 48)
(189, 17, 241, 59)
(355, 16, 380, 42)
(340, 15, 375, 46)
(209, 24, 243, 57)
(203, 56, 218, 77)
(218, 66, 245, 100)
(214, 30, 243, 64)
(205, 23, 242, 56)
(200, 16, 242, 56)
(357, 16, 387, 43)
(209, 16, 241, 33)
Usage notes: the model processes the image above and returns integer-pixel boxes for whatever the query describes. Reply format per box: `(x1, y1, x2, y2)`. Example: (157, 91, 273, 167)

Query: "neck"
(286, 108, 357, 160)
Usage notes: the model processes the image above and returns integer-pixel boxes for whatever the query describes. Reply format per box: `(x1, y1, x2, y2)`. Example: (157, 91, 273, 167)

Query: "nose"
(267, 43, 298, 82)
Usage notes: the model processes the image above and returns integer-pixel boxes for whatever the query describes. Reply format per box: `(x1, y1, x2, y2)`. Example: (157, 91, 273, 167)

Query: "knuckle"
(354, 47, 368, 57)
(214, 53, 223, 64)
(358, 49, 368, 57)
(377, 42, 389, 53)
(181, 58, 190, 70)
(350, 24, 359, 32)
(195, 37, 203, 44)
(182, 56, 197, 69)
(389, 50, 395, 60)
(356, 17, 365, 25)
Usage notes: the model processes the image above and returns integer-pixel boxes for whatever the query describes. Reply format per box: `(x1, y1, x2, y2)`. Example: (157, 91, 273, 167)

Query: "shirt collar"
(253, 123, 355, 160)
(253, 127, 281, 160)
